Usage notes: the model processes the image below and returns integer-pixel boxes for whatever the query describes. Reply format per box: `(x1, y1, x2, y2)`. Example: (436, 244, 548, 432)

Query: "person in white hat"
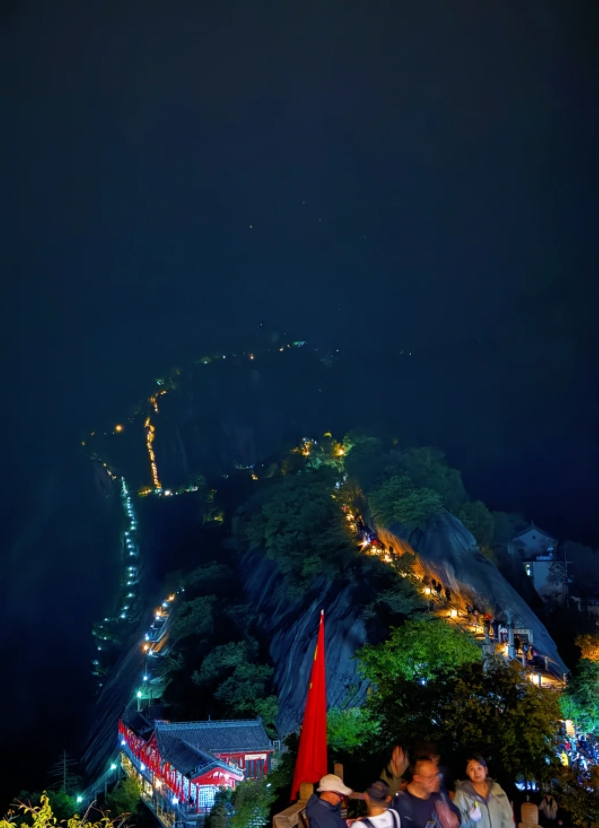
(306, 773, 353, 828)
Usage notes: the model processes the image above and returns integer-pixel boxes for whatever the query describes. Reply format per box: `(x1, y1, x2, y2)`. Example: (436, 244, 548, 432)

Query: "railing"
(122, 743, 217, 824)
(273, 783, 313, 828)
(272, 765, 346, 827)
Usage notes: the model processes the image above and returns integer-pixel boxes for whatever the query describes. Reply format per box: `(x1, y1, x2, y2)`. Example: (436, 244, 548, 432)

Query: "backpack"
(360, 810, 401, 828)
(392, 791, 413, 821)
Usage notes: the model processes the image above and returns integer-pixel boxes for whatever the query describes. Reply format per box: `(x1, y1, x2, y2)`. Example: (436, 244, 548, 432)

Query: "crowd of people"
(302, 744, 567, 828)
(558, 730, 599, 777)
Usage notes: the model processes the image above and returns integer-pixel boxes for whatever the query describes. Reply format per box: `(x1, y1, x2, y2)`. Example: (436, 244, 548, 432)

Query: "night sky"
(1, 0, 598, 805)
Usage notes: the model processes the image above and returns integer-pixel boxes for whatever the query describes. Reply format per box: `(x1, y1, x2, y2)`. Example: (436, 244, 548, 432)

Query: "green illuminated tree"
(560, 659, 599, 732)
(243, 469, 356, 591)
(106, 777, 142, 817)
(394, 447, 467, 513)
(327, 707, 379, 753)
(358, 618, 480, 689)
(368, 475, 443, 530)
(229, 779, 274, 828)
(435, 658, 560, 782)
(358, 628, 559, 785)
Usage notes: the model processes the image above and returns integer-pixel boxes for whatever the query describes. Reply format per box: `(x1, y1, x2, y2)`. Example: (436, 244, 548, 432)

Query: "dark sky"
(0, 0, 598, 803)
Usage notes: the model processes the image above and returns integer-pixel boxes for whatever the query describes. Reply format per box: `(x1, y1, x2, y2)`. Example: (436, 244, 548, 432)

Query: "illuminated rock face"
(240, 551, 374, 738)
(384, 511, 567, 674)
(242, 511, 567, 737)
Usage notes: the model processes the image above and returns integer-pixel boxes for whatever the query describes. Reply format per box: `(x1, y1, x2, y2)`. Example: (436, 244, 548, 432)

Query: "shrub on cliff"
(192, 641, 278, 732)
(242, 469, 357, 592)
(170, 595, 216, 642)
(392, 447, 467, 514)
(368, 475, 443, 530)
(458, 499, 495, 549)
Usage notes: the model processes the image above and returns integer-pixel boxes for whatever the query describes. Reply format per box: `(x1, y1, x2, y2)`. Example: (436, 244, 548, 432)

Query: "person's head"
(411, 758, 441, 795)
(364, 780, 391, 814)
(466, 756, 489, 785)
(317, 774, 352, 806)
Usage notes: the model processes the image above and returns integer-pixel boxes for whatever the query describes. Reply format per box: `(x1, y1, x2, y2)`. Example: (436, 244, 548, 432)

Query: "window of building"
(198, 786, 218, 812)
(246, 760, 264, 779)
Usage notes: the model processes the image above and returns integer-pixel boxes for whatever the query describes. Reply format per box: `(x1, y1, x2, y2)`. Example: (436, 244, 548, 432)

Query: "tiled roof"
(154, 719, 273, 755)
(512, 522, 554, 541)
(124, 711, 155, 740)
(156, 737, 244, 780)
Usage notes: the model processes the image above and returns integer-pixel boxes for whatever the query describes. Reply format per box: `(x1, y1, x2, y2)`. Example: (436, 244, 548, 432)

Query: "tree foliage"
(458, 500, 495, 549)
(1, 795, 128, 828)
(342, 433, 385, 490)
(12, 790, 78, 823)
(327, 707, 379, 754)
(555, 766, 599, 828)
(207, 780, 274, 828)
(394, 447, 467, 513)
(183, 564, 234, 595)
(170, 595, 216, 642)
(357, 619, 558, 784)
(491, 511, 527, 546)
(576, 632, 599, 662)
(215, 663, 277, 725)
(243, 470, 356, 590)
(433, 659, 560, 783)
(561, 542, 599, 600)
(193, 641, 249, 684)
(106, 777, 142, 818)
(192, 641, 278, 731)
(368, 475, 443, 530)
(560, 659, 599, 732)
(358, 618, 480, 690)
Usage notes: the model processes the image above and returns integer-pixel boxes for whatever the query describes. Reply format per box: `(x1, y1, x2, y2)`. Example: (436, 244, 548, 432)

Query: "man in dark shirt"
(393, 758, 461, 828)
(305, 773, 352, 828)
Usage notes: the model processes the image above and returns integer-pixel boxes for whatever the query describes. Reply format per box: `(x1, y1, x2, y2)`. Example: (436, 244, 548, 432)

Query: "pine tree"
(47, 751, 82, 796)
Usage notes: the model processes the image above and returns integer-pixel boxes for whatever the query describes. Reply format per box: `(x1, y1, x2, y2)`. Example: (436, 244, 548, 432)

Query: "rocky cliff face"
(239, 551, 376, 737)
(379, 511, 567, 674)
(241, 511, 567, 738)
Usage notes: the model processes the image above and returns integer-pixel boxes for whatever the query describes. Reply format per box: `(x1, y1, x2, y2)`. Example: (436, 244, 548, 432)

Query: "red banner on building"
(291, 610, 327, 800)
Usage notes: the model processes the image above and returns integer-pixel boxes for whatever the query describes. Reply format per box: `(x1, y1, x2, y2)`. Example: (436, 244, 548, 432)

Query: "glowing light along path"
(144, 417, 162, 490)
(120, 478, 140, 619)
(149, 389, 167, 413)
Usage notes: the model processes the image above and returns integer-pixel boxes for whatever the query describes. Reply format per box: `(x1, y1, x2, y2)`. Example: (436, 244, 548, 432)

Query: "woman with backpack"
(452, 756, 513, 828)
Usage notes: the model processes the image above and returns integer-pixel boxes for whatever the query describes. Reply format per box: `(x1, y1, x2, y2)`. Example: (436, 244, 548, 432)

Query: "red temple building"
(119, 713, 274, 823)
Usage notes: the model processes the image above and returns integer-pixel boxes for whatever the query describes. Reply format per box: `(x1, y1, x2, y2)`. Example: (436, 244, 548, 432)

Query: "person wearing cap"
(351, 780, 401, 828)
(306, 774, 353, 828)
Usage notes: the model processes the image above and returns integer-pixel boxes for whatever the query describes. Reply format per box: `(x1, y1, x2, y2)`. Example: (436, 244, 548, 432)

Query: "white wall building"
(511, 523, 563, 598)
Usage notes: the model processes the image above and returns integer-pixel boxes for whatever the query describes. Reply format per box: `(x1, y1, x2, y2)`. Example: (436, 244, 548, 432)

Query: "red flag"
(291, 610, 327, 800)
